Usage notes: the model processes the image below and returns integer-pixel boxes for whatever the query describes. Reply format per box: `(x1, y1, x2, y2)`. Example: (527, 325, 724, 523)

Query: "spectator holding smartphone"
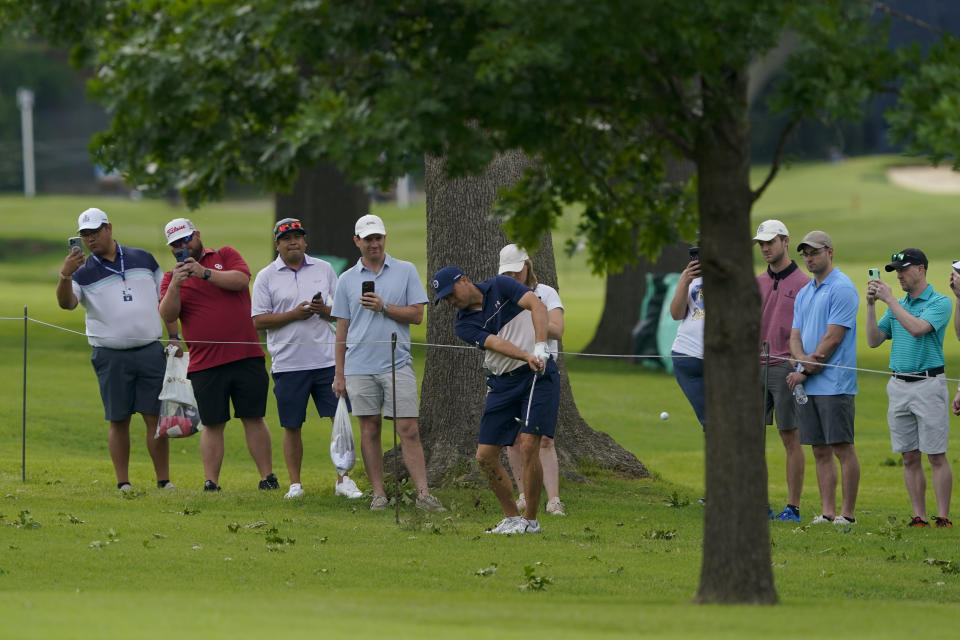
(331, 215, 444, 512)
(56, 207, 181, 492)
(251, 218, 362, 500)
(670, 246, 705, 428)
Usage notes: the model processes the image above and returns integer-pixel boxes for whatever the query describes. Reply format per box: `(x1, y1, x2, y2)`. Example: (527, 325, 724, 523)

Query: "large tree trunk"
(415, 150, 649, 485)
(693, 69, 776, 604)
(274, 161, 369, 260)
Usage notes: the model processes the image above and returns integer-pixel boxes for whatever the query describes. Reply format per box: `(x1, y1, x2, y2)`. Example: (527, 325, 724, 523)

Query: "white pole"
(17, 88, 36, 198)
(396, 174, 410, 209)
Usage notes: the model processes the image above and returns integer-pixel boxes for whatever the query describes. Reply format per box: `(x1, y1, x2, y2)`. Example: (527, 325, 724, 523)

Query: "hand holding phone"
(68, 237, 82, 254)
(868, 268, 880, 279)
(362, 280, 375, 295)
(175, 248, 189, 263)
(688, 247, 700, 262)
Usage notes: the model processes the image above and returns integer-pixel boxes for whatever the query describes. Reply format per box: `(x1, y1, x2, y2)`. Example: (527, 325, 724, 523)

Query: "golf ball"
(660, 411, 669, 420)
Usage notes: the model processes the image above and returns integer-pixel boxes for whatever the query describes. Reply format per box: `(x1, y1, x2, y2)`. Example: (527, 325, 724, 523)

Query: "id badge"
(122, 288, 133, 302)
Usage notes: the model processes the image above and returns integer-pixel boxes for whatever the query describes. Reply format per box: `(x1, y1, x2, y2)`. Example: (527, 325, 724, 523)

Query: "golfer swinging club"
(432, 265, 558, 534)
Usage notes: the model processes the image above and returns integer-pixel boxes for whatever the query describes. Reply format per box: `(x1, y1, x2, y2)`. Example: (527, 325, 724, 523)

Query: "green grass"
(3, 155, 960, 637)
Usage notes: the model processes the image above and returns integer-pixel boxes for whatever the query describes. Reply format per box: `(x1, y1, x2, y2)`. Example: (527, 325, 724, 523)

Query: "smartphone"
(175, 248, 189, 263)
(312, 291, 324, 304)
(68, 236, 82, 253)
(688, 247, 700, 262)
(362, 280, 375, 295)
(868, 268, 880, 279)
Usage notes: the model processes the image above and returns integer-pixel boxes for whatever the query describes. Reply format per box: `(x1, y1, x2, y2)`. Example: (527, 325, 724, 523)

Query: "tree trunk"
(274, 161, 369, 261)
(693, 69, 777, 604)
(583, 158, 695, 355)
(415, 151, 649, 484)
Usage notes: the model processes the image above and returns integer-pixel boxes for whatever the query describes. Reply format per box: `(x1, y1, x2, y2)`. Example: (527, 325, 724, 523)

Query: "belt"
(891, 366, 944, 383)
(485, 365, 531, 379)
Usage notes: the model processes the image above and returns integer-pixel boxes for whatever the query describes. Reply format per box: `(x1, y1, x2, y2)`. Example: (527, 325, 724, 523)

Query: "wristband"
(169, 334, 180, 341)
(382, 303, 390, 315)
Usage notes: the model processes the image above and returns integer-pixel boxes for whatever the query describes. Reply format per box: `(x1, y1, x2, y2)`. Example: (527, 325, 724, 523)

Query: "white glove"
(533, 342, 550, 366)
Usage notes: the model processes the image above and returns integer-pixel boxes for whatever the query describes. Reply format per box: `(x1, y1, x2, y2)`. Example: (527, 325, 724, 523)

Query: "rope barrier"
(5, 314, 960, 385)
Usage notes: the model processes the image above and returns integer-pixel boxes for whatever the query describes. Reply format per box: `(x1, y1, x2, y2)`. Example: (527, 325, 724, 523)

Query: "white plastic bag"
(156, 344, 203, 438)
(330, 397, 355, 473)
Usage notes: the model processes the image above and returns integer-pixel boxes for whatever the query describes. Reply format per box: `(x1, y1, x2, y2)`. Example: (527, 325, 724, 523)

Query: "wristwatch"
(382, 303, 390, 315)
(202, 268, 212, 280)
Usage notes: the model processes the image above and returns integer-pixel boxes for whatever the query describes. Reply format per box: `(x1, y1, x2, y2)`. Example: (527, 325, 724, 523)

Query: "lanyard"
(93, 243, 126, 283)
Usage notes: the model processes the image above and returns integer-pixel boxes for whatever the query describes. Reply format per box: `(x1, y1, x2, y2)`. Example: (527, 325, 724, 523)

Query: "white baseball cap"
(164, 218, 197, 245)
(77, 207, 109, 232)
(498, 244, 529, 274)
(753, 219, 789, 242)
(355, 214, 386, 238)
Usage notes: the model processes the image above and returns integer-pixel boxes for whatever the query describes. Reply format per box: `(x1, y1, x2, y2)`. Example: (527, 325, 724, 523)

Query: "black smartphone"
(68, 236, 82, 253)
(362, 280, 375, 295)
(688, 247, 700, 262)
(312, 291, 324, 304)
(175, 248, 189, 263)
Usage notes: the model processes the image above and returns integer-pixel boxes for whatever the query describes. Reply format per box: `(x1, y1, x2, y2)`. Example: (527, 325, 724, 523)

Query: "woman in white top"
(499, 244, 567, 516)
(669, 256, 705, 428)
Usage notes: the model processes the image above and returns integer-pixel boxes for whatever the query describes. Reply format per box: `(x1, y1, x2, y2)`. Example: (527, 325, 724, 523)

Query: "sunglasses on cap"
(276, 221, 303, 235)
(170, 233, 193, 248)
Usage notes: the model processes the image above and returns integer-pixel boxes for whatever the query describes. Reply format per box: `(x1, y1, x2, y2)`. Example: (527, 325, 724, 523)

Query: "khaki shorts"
(345, 363, 419, 418)
(887, 375, 949, 454)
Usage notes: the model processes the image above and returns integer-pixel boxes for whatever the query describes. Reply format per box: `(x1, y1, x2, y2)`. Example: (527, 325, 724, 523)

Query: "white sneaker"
(161, 481, 176, 490)
(545, 497, 565, 516)
(284, 483, 304, 499)
(834, 515, 856, 525)
(485, 516, 525, 534)
(370, 494, 389, 510)
(523, 518, 541, 533)
(811, 514, 834, 524)
(335, 476, 363, 499)
(516, 493, 526, 511)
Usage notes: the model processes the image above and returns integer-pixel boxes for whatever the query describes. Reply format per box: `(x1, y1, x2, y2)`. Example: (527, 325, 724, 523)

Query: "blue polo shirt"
(792, 268, 858, 396)
(331, 254, 428, 375)
(454, 275, 534, 376)
(877, 284, 951, 372)
(71, 243, 164, 349)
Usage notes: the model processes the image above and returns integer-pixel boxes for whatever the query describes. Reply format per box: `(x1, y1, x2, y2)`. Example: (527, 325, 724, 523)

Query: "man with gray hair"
(754, 219, 809, 522)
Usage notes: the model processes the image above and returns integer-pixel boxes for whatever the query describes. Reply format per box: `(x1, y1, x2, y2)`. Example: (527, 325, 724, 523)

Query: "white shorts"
(886, 375, 949, 454)
(344, 363, 419, 419)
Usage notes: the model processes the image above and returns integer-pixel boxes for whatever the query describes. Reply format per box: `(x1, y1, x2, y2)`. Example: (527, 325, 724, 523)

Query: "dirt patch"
(886, 165, 960, 194)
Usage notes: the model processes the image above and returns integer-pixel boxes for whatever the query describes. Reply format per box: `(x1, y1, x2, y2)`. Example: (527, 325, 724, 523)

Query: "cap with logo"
(164, 218, 197, 245)
(796, 230, 833, 252)
(274, 217, 306, 241)
(885, 248, 928, 272)
(355, 214, 386, 238)
(78, 207, 109, 233)
(498, 244, 530, 274)
(431, 266, 465, 303)
(753, 219, 789, 242)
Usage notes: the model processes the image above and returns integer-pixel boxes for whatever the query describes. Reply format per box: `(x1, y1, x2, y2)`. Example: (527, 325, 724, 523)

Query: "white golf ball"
(660, 411, 669, 420)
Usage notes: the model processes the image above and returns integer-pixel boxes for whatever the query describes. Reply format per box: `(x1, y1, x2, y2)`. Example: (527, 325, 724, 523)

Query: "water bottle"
(793, 383, 808, 405)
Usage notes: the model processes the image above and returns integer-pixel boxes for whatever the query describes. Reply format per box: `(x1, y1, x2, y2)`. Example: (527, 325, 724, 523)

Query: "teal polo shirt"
(877, 283, 951, 372)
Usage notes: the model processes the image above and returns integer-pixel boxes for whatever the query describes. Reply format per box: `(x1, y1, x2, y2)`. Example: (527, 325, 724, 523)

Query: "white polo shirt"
(251, 255, 339, 373)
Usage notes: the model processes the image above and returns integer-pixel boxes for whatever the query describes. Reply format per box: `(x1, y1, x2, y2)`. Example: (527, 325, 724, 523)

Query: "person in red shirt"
(159, 218, 276, 492)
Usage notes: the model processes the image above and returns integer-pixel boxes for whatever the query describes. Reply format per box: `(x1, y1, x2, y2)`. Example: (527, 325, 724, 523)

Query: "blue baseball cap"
(431, 266, 465, 303)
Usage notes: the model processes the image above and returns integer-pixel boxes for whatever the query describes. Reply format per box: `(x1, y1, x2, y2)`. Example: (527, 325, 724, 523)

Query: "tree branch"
(751, 117, 799, 203)
(859, 0, 944, 36)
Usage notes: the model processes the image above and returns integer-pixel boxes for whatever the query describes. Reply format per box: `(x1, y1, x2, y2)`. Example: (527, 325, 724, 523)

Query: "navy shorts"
(478, 359, 559, 446)
(188, 357, 269, 426)
(272, 366, 344, 429)
(90, 341, 165, 421)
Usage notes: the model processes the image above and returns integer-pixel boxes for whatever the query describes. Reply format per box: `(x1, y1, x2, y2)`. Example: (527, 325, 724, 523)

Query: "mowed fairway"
(2, 155, 960, 638)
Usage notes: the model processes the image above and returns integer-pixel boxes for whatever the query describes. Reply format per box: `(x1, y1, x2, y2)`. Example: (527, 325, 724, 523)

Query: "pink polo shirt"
(757, 262, 809, 364)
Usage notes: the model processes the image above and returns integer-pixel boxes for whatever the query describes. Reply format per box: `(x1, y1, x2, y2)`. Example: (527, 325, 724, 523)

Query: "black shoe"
(258, 473, 279, 490)
(203, 480, 221, 492)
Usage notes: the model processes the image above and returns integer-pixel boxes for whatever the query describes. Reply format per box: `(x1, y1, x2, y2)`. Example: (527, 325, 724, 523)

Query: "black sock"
(157, 479, 170, 488)
(117, 482, 131, 489)
(787, 504, 800, 516)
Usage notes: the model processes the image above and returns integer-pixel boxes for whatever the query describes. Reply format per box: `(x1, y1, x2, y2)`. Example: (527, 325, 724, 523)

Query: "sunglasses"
(276, 221, 303, 235)
(170, 233, 193, 248)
